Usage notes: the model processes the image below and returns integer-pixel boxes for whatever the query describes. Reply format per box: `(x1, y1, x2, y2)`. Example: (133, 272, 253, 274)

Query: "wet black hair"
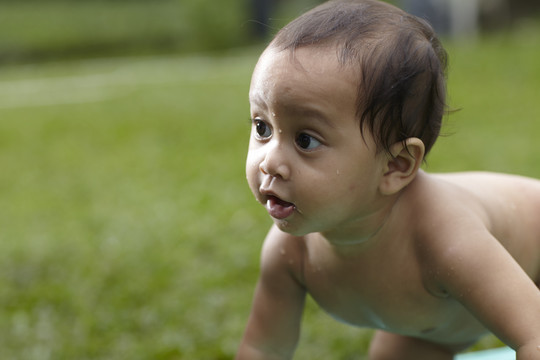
(270, 0, 448, 155)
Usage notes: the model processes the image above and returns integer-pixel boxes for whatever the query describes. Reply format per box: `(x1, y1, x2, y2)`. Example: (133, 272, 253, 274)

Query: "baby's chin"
(271, 218, 314, 238)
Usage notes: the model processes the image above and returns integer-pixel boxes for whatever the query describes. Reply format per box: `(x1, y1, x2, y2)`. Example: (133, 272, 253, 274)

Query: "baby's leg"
(368, 330, 455, 360)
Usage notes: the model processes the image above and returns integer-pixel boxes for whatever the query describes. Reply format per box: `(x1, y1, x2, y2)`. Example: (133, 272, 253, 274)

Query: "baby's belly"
(313, 292, 490, 346)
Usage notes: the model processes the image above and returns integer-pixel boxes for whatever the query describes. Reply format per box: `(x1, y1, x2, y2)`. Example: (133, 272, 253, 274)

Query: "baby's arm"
(425, 225, 540, 359)
(236, 226, 306, 360)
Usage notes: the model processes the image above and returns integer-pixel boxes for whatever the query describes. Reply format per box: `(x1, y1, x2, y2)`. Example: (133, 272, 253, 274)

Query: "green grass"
(0, 20, 539, 359)
(428, 20, 540, 176)
(0, 52, 261, 359)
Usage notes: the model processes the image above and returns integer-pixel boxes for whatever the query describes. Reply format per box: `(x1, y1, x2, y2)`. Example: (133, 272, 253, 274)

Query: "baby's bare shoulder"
(262, 225, 306, 256)
(412, 171, 540, 275)
(260, 225, 307, 283)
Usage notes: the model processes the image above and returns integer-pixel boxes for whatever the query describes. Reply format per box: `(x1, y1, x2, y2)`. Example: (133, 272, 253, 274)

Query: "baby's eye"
(254, 119, 272, 139)
(296, 133, 321, 150)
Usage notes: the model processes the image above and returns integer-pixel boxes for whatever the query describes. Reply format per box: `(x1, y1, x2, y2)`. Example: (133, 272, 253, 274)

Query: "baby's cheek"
(245, 168, 258, 188)
(248, 168, 265, 191)
(245, 153, 259, 174)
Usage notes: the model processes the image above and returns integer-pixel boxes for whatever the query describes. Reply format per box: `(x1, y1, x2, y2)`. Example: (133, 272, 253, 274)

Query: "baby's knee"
(368, 331, 400, 360)
(369, 331, 454, 360)
(369, 343, 395, 360)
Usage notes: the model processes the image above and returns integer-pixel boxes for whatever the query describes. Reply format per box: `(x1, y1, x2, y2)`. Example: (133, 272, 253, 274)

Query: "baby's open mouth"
(265, 195, 295, 220)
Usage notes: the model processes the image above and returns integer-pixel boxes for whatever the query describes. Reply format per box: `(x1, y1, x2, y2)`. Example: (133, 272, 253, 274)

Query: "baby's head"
(247, 0, 448, 234)
(266, 0, 447, 155)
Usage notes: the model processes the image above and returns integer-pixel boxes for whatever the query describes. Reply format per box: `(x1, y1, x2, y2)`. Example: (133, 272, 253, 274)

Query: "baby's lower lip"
(265, 196, 295, 219)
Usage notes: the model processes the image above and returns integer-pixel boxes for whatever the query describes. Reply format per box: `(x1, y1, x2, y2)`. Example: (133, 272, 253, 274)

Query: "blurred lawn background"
(0, 0, 539, 359)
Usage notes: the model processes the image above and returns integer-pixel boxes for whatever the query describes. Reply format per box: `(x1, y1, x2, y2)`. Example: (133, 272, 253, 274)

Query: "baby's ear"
(379, 138, 425, 195)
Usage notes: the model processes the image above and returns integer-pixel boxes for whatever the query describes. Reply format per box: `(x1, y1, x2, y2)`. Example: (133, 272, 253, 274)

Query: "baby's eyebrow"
(289, 106, 336, 129)
(249, 95, 335, 129)
(249, 93, 267, 110)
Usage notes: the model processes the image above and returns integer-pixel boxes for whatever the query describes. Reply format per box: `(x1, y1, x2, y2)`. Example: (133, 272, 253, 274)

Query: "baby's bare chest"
(302, 252, 488, 344)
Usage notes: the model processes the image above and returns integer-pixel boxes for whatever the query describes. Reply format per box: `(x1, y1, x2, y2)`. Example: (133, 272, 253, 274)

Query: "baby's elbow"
(515, 339, 540, 360)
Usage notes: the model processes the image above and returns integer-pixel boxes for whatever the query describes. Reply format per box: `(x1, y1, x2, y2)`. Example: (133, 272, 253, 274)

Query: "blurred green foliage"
(0, 19, 538, 357)
(0, 0, 539, 357)
(0, 0, 251, 63)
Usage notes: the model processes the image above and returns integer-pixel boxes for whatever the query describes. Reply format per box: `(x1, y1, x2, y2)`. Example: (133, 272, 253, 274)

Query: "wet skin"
(239, 45, 540, 359)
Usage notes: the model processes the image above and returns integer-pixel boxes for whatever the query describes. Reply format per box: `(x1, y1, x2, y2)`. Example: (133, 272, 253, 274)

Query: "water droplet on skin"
(537, 345, 540, 351)
(336, 170, 340, 175)
(272, 112, 276, 117)
(278, 129, 282, 134)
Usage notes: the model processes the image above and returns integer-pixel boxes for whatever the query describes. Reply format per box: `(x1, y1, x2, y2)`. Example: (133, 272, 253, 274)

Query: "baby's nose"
(259, 145, 291, 180)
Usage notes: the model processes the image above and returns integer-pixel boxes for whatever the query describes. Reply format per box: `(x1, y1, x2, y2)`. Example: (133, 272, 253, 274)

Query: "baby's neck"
(320, 192, 402, 248)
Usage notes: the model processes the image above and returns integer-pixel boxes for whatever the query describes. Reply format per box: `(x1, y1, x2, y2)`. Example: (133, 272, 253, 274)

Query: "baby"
(237, 0, 540, 359)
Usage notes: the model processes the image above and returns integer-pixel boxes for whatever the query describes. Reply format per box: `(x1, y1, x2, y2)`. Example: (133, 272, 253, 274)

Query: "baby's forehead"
(267, 45, 352, 69)
(252, 45, 359, 90)
(251, 46, 363, 116)
(254, 46, 356, 87)
(249, 46, 366, 131)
